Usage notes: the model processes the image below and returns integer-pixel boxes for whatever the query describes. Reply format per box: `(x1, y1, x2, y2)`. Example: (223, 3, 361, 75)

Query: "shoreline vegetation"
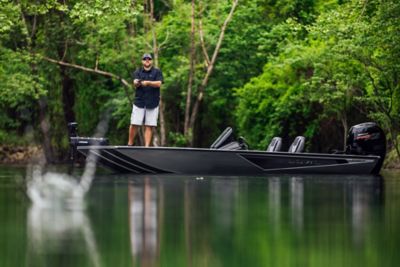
(0, 145, 43, 164)
(1, 0, 399, 165)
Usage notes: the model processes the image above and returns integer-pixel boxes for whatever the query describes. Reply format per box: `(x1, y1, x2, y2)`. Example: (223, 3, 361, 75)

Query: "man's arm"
(141, 80, 162, 87)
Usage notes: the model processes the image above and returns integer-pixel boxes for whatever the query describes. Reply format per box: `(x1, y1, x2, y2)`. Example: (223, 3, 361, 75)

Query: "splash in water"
(26, 150, 98, 209)
(26, 152, 101, 267)
(26, 116, 108, 208)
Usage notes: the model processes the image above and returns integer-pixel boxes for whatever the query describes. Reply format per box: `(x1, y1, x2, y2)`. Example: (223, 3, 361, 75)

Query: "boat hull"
(77, 146, 381, 175)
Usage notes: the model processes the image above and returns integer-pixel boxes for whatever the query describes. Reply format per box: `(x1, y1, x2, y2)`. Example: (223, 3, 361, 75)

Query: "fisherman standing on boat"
(128, 53, 163, 146)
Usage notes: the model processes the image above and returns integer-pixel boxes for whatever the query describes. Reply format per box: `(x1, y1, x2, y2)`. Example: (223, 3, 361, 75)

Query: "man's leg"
(128, 125, 138, 145)
(129, 104, 145, 145)
(143, 106, 159, 147)
(144, 126, 153, 147)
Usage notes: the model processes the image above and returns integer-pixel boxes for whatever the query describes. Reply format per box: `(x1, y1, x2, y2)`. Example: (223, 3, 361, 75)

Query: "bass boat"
(69, 122, 386, 175)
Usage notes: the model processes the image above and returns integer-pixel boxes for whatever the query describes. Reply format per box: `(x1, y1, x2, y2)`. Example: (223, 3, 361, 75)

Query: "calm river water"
(1, 165, 400, 267)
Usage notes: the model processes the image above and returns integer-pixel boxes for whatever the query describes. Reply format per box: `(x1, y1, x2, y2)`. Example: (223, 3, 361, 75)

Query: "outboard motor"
(68, 122, 109, 161)
(346, 122, 386, 174)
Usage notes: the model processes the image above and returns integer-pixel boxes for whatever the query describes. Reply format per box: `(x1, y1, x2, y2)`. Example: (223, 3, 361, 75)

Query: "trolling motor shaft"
(68, 122, 109, 162)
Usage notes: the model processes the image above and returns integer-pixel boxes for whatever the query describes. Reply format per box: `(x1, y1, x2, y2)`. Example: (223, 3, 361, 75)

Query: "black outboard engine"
(68, 122, 109, 161)
(346, 122, 386, 174)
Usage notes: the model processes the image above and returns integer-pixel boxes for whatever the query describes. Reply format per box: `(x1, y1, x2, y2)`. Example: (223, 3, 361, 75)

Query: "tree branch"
(198, 18, 210, 66)
(31, 14, 37, 39)
(42, 56, 133, 103)
(95, 53, 99, 71)
(200, 0, 238, 94)
(159, 30, 170, 51)
(62, 40, 68, 61)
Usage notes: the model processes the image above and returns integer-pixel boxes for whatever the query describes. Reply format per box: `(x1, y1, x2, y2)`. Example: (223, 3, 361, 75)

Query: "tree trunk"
(54, 5, 76, 126)
(58, 43, 76, 124)
(388, 118, 400, 159)
(341, 115, 348, 151)
(187, 0, 238, 146)
(38, 96, 55, 162)
(19, 7, 55, 162)
(148, 0, 166, 146)
(60, 66, 75, 123)
(184, 0, 196, 139)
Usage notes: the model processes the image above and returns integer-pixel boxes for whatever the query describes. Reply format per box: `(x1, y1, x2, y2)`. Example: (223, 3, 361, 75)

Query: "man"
(128, 53, 163, 146)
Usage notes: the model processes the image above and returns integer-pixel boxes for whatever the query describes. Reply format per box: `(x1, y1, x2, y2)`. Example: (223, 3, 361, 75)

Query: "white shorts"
(130, 104, 159, 126)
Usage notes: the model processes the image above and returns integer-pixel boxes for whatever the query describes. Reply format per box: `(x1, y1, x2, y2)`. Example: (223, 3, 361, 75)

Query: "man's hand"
(134, 79, 141, 87)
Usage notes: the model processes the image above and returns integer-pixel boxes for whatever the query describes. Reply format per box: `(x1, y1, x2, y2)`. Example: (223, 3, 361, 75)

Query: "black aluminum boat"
(69, 122, 386, 175)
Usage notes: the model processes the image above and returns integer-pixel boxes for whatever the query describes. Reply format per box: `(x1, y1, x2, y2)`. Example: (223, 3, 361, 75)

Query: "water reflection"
(290, 177, 304, 232)
(268, 178, 281, 230)
(124, 175, 384, 266)
(211, 178, 239, 231)
(129, 177, 159, 266)
(349, 177, 384, 247)
(27, 204, 100, 267)
(2, 171, 388, 267)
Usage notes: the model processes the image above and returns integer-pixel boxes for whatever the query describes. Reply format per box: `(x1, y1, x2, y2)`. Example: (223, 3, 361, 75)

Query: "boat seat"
(266, 137, 282, 152)
(218, 136, 249, 150)
(210, 127, 234, 149)
(218, 141, 242, 150)
(288, 136, 305, 153)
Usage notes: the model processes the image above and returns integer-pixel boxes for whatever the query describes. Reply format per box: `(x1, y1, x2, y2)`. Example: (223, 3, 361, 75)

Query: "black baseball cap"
(142, 53, 152, 60)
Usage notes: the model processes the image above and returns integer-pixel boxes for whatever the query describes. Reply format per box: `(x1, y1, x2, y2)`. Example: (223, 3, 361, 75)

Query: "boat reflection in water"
(126, 174, 384, 266)
(349, 177, 384, 247)
(290, 177, 304, 232)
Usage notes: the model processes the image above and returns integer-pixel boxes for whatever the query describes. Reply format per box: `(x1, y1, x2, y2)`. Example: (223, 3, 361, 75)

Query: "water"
(1, 165, 400, 267)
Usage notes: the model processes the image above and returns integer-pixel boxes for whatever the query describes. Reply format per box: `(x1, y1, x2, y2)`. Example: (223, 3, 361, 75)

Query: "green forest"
(0, 0, 399, 166)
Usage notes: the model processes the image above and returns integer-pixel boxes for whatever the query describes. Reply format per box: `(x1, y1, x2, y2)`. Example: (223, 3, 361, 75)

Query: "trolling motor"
(68, 122, 109, 162)
(346, 122, 386, 174)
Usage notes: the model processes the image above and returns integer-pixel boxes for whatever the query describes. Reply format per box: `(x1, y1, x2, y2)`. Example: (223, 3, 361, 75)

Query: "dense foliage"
(0, 0, 399, 163)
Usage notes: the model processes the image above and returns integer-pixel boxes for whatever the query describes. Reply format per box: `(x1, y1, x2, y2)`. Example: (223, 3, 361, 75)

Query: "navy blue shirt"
(132, 67, 163, 109)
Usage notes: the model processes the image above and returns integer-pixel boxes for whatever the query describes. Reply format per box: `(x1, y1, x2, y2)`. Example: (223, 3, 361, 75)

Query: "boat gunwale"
(77, 145, 381, 160)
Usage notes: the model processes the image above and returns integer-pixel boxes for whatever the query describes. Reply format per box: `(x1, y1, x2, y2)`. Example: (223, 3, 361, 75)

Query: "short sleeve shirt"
(132, 67, 163, 109)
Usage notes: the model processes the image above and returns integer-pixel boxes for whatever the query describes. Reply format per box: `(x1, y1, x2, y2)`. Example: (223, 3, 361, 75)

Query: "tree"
(310, 0, 400, 156)
(184, 0, 239, 146)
